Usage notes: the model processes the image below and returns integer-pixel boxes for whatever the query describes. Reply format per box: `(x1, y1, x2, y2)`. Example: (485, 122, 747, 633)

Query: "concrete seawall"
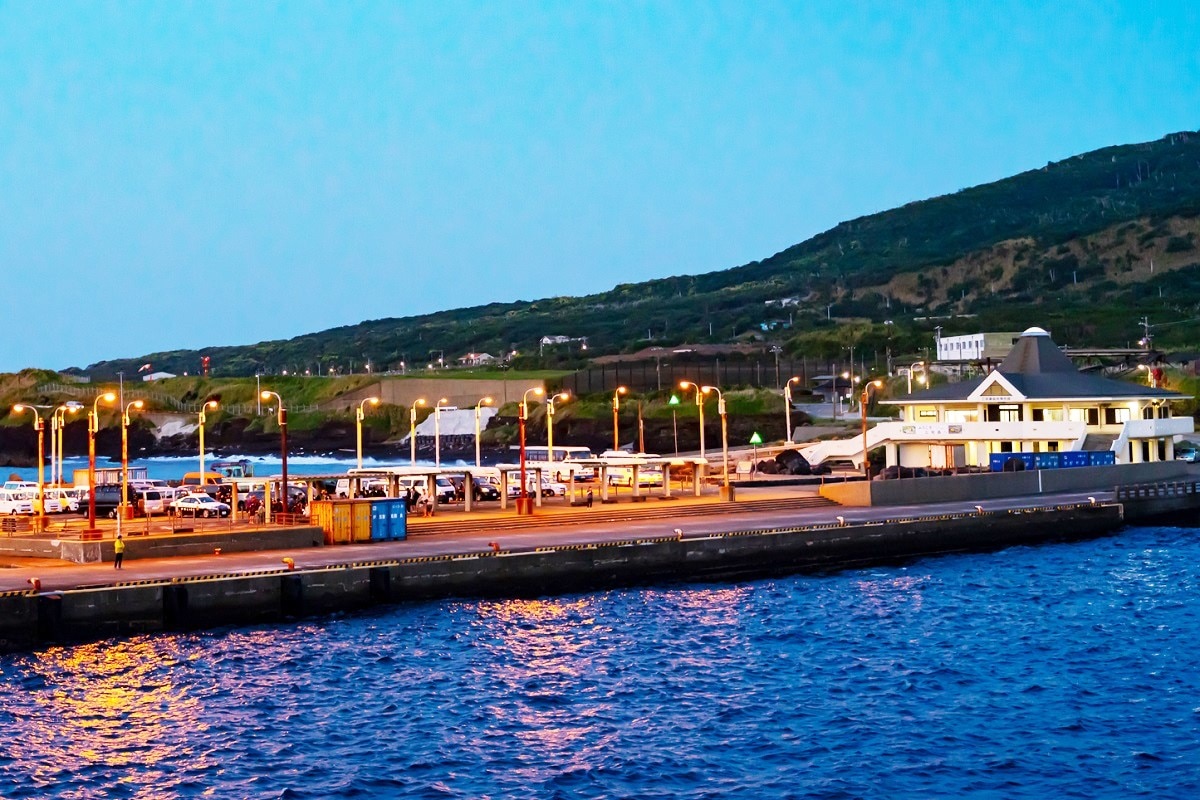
(0, 502, 1124, 653)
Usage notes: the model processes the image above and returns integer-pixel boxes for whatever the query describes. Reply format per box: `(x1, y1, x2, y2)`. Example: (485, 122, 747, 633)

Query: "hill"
(78, 130, 1200, 377)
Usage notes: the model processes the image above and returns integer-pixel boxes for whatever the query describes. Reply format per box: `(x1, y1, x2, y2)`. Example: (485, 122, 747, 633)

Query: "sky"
(1, 1, 1197, 372)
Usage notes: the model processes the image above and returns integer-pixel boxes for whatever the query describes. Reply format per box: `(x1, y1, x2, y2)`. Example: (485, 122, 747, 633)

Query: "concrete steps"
(405, 495, 837, 538)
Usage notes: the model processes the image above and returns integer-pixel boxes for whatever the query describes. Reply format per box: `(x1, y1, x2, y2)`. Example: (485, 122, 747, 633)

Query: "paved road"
(0, 487, 1116, 594)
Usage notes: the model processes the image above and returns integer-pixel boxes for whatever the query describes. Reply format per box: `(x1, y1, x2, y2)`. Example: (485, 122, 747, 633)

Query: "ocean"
(1, 522, 1197, 799)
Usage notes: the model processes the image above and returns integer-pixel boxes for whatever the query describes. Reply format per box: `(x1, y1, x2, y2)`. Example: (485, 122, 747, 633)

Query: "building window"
(998, 404, 1021, 422)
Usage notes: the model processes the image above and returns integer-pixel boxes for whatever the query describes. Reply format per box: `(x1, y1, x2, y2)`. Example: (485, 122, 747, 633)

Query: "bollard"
(28, 577, 41, 592)
(487, 542, 500, 553)
(282, 557, 295, 570)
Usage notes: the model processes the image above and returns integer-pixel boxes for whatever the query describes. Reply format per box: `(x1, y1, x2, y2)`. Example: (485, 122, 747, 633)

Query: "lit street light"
(51, 402, 81, 486)
(546, 391, 570, 459)
(611, 386, 628, 452)
(197, 399, 219, 483)
(260, 390, 288, 516)
(701, 385, 730, 497)
(783, 375, 801, 444)
(474, 396, 494, 467)
(906, 361, 927, 394)
(356, 396, 381, 470)
(434, 397, 450, 468)
(518, 386, 545, 514)
(11, 404, 45, 523)
(679, 381, 706, 458)
(860, 379, 885, 478)
(409, 398, 426, 466)
(119, 399, 145, 536)
(86, 391, 117, 531)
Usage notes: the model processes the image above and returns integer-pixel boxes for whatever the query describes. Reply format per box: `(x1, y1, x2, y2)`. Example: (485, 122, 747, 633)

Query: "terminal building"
(801, 327, 1193, 471)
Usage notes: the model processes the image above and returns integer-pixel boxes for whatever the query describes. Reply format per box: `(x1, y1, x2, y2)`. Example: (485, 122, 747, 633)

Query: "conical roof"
(996, 327, 1077, 373)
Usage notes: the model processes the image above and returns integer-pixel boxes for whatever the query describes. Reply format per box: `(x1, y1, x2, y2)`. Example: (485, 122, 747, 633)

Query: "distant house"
(539, 335, 573, 347)
(141, 371, 176, 382)
(458, 352, 497, 367)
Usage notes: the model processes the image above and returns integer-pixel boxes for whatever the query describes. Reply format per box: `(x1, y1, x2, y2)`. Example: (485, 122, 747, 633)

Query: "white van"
(0, 489, 34, 515)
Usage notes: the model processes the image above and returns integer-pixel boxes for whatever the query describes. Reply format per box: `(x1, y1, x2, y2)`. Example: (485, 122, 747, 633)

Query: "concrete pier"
(0, 495, 1131, 653)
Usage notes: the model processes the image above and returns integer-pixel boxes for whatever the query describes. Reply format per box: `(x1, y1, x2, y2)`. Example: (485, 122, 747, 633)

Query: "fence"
(560, 358, 819, 396)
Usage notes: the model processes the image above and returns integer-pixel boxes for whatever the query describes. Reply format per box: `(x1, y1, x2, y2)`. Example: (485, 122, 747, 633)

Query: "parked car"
(46, 487, 81, 513)
(1175, 443, 1199, 463)
(170, 494, 231, 518)
(92, 484, 137, 518)
(450, 476, 502, 502)
(137, 489, 169, 516)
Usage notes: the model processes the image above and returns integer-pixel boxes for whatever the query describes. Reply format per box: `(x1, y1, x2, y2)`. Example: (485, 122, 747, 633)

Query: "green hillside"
(79, 130, 1200, 377)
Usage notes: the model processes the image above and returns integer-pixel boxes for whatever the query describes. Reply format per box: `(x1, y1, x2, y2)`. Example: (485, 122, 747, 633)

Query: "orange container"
(352, 501, 373, 542)
(328, 503, 354, 544)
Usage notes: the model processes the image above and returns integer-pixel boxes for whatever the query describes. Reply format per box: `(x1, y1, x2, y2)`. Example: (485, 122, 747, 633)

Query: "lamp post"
(474, 396, 494, 467)
(86, 392, 117, 530)
(118, 399, 145, 536)
(668, 394, 680, 455)
(701, 385, 729, 494)
(197, 400, 218, 483)
(434, 397, 450, 468)
(611, 386, 628, 452)
(518, 387, 545, 514)
(52, 402, 81, 486)
(679, 381, 706, 458)
(547, 392, 570, 459)
(860, 379, 884, 478)
(12, 404, 45, 522)
(260, 391, 288, 514)
(783, 376, 801, 444)
(907, 361, 926, 394)
(409, 398, 427, 465)
(356, 396, 381, 470)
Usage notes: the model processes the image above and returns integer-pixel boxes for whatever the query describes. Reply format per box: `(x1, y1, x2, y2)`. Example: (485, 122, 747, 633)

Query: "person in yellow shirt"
(113, 534, 125, 570)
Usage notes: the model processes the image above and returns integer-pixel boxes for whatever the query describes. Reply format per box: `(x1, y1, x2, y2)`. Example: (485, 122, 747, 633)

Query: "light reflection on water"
(2, 526, 1200, 799)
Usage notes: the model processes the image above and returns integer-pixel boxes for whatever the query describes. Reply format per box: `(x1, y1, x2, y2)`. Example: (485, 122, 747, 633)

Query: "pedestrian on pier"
(586, 489, 594, 508)
(113, 534, 125, 570)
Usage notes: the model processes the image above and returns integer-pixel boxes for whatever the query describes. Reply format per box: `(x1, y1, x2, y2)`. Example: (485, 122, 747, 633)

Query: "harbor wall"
(0, 527, 325, 564)
(823, 461, 1190, 507)
(0, 502, 1124, 653)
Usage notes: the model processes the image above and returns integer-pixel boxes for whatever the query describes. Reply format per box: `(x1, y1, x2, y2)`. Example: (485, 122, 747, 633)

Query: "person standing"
(586, 488, 594, 508)
(113, 534, 125, 570)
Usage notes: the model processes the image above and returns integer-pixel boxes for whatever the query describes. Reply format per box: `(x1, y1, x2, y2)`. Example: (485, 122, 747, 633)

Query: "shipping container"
(1088, 451, 1116, 467)
(1060, 451, 1090, 468)
(1033, 452, 1061, 470)
(369, 498, 408, 541)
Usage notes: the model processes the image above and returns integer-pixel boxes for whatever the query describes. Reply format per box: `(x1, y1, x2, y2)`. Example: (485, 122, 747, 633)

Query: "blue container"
(369, 498, 408, 541)
(1060, 451, 1090, 468)
(1033, 452, 1061, 470)
(990, 453, 1035, 472)
(1088, 451, 1116, 467)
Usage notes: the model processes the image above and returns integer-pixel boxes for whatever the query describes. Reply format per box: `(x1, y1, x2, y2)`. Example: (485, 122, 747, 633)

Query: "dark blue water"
(3, 525, 1199, 799)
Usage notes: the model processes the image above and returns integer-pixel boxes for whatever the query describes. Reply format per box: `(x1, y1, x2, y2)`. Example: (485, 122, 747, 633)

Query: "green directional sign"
(668, 394, 680, 405)
(749, 431, 763, 445)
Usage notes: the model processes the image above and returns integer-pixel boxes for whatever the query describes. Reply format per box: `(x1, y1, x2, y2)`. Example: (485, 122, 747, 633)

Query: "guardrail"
(1114, 479, 1200, 501)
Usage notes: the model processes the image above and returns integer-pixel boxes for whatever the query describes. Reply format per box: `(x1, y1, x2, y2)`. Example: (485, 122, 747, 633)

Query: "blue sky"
(1, 1, 1197, 372)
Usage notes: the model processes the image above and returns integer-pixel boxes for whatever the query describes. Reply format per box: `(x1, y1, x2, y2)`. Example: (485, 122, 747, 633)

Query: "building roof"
(889, 327, 1186, 405)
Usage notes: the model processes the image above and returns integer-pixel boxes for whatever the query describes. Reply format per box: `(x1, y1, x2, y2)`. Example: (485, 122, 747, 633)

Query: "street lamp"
(612, 386, 628, 452)
(260, 390, 288, 514)
(518, 386, 545, 514)
(434, 397, 450, 468)
(356, 396, 380, 470)
(11, 404, 45, 522)
(860, 379, 885, 478)
(474, 396, 494, 467)
(51, 402, 81, 486)
(197, 400, 219, 482)
(783, 376, 802, 444)
(668, 394, 680, 455)
(118, 400, 145, 536)
(907, 362, 927, 394)
(547, 391, 570, 459)
(701, 385, 729, 495)
(679, 381, 706, 458)
(87, 391, 117, 530)
(409, 398, 426, 466)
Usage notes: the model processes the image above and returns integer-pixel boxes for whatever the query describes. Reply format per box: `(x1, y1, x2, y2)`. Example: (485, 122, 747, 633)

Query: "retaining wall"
(823, 461, 1191, 507)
